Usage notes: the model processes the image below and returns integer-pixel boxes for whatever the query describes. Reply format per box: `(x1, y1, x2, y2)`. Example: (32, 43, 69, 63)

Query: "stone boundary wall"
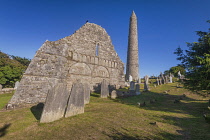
(0, 88, 15, 94)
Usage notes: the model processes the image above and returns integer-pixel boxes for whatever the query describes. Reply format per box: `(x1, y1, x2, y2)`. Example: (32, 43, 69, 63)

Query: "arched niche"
(69, 63, 91, 76)
(92, 66, 109, 78)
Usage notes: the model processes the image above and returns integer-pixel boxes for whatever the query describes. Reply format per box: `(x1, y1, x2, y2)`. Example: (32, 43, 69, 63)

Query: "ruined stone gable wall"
(8, 23, 125, 105)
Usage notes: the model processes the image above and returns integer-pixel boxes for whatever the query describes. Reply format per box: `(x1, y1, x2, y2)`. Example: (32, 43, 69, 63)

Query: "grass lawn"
(0, 83, 210, 140)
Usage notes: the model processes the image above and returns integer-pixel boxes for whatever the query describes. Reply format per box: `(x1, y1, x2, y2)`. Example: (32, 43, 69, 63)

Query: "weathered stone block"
(40, 82, 69, 123)
(65, 83, 84, 118)
(100, 79, 109, 98)
(111, 90, 117, 99)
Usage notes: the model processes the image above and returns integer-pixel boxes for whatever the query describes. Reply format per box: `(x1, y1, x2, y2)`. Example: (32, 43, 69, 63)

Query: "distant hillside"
(0, 51, 30, 88)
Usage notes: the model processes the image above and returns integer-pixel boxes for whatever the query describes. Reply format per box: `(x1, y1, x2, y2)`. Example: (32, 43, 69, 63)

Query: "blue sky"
(0, 0, 210, 78)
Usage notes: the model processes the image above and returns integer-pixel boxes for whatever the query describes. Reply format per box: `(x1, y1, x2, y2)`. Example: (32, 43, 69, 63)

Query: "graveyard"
(0, 82, 210, 140)
(0, 1, 209, 139)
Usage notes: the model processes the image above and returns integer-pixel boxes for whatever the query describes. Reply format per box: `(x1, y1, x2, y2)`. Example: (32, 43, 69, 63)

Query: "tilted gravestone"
(40, 82, 69, 123)
(65, 82, 84, 118)
(160, 73, 165, 84)
(135, 84, 140, 95)
(83, 83, 90, 104)
(14, 81, 20, 89)
(129, 81, 136, 95)
(100, 79, 109, 98)
(111, 90, 117, 99)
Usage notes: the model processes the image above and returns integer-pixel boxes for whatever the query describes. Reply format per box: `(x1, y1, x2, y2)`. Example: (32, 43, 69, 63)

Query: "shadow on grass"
(110, 86, 210, 139)
(90, 92, 100, 97)
(0, 123, 11, 137)
(30, 103, 44, 120)
(102, 128, 143, 140)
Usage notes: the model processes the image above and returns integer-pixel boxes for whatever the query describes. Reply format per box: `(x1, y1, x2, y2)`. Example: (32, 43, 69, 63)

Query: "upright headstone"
(129, 81, 136, 95)
(83, 83, 90, 104)
(144, 75, 150, 91)
(100, 79, 109, 98)
(111, 90, 117, 99)
(40, 82, 69, 123)
(158, 76, 162, 85)
(169, 73, 173, 83)
(135, 84, 140, 95)
(14, 81, 20, 90)
(0, 84, 2, 94)
(65, 82, 84, 118)
(129, 75, 133, 82)
(156, 77, 159, 85)
(165, 76, 168, 84)
(178, 71, 181, 79)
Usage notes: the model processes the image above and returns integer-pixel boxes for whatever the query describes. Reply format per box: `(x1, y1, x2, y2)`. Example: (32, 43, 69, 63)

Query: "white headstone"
(14, 81, 20, 89)
(129, 75, 133, 82)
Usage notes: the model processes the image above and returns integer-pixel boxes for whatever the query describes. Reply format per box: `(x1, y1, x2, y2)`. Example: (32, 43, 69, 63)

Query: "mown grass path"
(0, 83, 210, 139)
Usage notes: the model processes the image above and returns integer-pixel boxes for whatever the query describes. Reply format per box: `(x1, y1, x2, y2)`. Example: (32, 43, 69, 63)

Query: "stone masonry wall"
(8, 23, 125, 105)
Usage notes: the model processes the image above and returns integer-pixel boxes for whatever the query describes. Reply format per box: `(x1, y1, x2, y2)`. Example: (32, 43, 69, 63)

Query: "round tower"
(125, 11, 139, 82)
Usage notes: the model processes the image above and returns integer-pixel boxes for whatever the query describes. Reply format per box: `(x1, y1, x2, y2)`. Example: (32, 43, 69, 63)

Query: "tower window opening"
(96, 44, 99, 56)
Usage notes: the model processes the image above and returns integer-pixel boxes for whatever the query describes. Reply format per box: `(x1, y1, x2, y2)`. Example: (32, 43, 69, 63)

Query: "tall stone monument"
(125, 11, 139, 82)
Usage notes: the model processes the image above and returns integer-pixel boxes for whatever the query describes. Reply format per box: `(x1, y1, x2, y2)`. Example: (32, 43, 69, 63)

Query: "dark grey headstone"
(40, 82, 69, 123)
(100, 79, 109, 98)
(130, 81, 135, 90)
(84, 83, 90, 104)
(65, 83, 84, 118)
(135, 84, 140, 95)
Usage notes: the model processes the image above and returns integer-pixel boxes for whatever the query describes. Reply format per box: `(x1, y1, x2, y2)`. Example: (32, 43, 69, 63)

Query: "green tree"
(174, 20, 210, 92)
(10, 55, 31, 67)
(169, 65, 185, 77)
(0, 51, 28, 88)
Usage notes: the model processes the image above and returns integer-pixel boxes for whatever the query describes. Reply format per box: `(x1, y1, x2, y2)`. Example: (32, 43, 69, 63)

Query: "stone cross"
(135, 84, 140, 95)
(144, 75, 150, 91)
(65, 82, 85, 118)
(100, 79, 109, 98)
(40, 82, 69, 123)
